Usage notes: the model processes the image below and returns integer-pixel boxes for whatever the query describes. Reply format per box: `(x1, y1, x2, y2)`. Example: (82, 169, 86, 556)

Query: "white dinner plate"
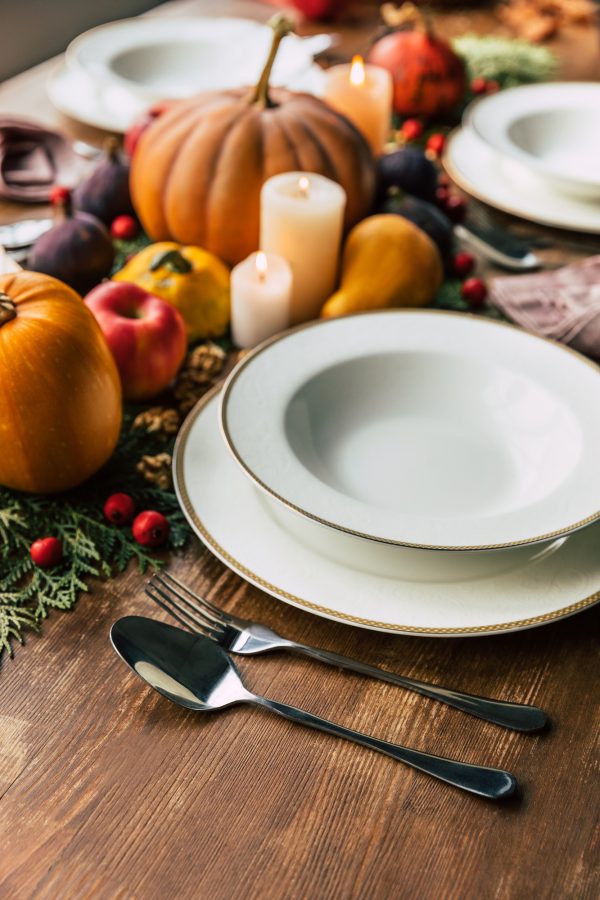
(66, 17, 327, 107)
(443, 126, 600, 234)
(467, 83, 600, 200)
(174, 387, 600, 636)
(221, 311, 600, 552)
(47, 60, 325, 133)
(46, 29, 323, 133)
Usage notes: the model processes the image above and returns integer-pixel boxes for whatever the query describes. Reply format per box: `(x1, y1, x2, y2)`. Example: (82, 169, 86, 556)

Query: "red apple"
(85, 281, 187, 401)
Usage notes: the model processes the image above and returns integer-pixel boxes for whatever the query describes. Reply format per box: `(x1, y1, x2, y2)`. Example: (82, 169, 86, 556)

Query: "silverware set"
(110, 571, 550, 801)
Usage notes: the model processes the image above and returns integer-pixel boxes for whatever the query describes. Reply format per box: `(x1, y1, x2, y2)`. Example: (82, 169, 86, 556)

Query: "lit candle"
(323, 55, 393, 156)
(231, 251, 292, 348)
(260, 172, 346, 324)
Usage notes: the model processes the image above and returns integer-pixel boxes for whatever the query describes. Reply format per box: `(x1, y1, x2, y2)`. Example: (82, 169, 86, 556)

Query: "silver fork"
(145, 571, 548, 733)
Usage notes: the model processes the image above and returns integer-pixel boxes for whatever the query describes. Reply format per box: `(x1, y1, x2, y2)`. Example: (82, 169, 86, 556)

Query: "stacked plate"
(47, 16, 327, 132)
(444, 82, 600, 233)
(174, 310, 600, 637)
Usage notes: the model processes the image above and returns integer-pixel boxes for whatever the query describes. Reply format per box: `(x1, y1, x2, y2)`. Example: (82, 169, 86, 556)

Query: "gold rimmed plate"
(220, 311, 600, 552)
(173, 387, 600, 637)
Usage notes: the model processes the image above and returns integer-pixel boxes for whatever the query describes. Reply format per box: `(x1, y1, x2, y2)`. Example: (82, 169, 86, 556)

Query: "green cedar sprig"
(0, 406, 191, 659)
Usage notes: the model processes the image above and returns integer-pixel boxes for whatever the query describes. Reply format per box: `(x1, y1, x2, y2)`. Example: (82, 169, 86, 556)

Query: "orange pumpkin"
(368, 3, 466, 119)
(0, 271, 122, 494)
(131, 16, 376, 266)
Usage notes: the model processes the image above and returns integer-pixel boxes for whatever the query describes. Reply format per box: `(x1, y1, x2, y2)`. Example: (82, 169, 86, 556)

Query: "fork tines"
(145, 571, 229, 640)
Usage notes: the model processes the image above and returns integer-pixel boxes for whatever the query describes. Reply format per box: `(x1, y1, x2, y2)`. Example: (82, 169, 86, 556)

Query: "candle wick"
(297, 176, 310, 199)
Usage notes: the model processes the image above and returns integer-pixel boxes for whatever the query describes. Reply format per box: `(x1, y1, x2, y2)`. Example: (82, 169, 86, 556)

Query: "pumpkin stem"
(381, 2, 432, 36)
(0, 293, 16, 327)
(251, 14, 294, 108)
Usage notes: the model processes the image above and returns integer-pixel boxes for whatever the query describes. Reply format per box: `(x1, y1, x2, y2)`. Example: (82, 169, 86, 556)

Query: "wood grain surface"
(1, 2, 599, 898)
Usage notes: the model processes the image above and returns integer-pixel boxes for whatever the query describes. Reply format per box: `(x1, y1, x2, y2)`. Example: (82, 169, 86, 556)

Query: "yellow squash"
(114, 242, 230, 341)
(321, 214, 443, 319)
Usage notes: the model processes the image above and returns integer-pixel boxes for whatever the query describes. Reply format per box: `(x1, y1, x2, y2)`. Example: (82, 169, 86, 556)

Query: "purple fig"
(73, 138, 135, 226)
(28, 187, 114, 294)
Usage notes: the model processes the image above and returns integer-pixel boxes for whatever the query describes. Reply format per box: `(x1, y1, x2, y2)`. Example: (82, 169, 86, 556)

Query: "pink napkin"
(0, 118, 82, 202)
(491, 256, 600, 361)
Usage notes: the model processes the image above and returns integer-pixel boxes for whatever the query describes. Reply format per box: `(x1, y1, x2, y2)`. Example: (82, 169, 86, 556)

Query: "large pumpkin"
(368, 3, 466, 119)
(0, 271, 122, 494)
(131, 16, 376, 266)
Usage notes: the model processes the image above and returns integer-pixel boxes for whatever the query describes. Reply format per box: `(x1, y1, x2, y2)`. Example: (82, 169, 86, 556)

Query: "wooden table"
(1, 3, 599, 898)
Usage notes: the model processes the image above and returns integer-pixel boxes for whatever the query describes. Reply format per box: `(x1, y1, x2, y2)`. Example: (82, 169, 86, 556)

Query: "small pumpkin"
(114, 242, 230, 341)
(131, 15, 376, 266)
(0, 271, 122, 494)
(368, 3, 466, 119)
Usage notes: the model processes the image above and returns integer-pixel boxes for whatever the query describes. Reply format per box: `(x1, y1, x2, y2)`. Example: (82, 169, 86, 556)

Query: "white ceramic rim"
(442, 127, 600, 233)
(174, 386, 600, 636)
(467, 83, 600, 192)
(220, 310, 600, 552)
(46, 61, 324, 133)
(65, 16, 316, 100)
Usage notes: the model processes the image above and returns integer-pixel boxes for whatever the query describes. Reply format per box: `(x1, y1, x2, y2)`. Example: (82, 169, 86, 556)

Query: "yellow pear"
(321, 214, 443, 318)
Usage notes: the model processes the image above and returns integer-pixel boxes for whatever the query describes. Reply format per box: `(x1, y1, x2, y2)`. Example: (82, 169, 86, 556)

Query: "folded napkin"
(491, 256, 600, 361)
(0, 118, 82, 202)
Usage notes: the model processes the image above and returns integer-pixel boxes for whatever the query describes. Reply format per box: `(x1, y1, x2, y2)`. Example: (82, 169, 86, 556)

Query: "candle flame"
(298, 175, 310, 198)
(349, 55, 366, 87)
(256, 251, 268, 281)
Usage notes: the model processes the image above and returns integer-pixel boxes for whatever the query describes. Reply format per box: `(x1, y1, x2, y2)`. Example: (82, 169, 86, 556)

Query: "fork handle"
(251, 695, 517, 800)
(286, 643, 547, 732)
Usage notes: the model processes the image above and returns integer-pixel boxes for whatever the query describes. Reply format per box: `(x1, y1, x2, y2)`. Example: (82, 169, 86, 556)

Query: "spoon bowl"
(111, 615, 247, 711)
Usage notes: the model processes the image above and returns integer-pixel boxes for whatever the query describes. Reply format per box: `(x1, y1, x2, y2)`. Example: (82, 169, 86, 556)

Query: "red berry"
(453, 251, 475, 279)
(445, 194, 468, 223)
(49, 185, 71, 206)
(30, 536, 63, 568)
(471, 77, 488, 95)
(132, 510, 170, 548)
(461, 277, 488, 307)
(401, 118, 424, 142)
(426, 133, 446, 157)
(104, 493, 136, 525)
(485, 80, 500, 94)
(110, 215, 138, 240)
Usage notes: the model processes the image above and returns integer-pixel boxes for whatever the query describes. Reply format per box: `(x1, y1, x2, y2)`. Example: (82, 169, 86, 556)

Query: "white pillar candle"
(260, 172, 346, 325)
(323, 55, 393, 156)
(231, 251, 292, 349)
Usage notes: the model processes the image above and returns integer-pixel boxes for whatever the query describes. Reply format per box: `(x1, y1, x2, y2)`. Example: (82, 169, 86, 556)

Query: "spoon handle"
(288, 643, 547, 732)
(251, 695, 517, 800)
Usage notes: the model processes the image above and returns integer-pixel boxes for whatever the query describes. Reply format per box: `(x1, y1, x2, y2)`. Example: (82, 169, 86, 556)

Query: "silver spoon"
(110, 616, 518, 801)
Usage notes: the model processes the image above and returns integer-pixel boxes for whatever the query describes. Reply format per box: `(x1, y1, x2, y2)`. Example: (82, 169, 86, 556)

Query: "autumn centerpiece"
(130, 15, 376, 265)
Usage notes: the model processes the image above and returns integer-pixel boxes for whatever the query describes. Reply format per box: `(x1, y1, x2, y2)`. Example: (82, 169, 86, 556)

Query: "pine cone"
(136, 452, 173, 490)
(132, 406, 180, 437)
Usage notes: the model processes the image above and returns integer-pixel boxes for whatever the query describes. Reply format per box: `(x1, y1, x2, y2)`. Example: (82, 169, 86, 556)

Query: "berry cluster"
(29, 494, 170, 568)
(398, 119, 447, 160)
(448, 250, 488, 308)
